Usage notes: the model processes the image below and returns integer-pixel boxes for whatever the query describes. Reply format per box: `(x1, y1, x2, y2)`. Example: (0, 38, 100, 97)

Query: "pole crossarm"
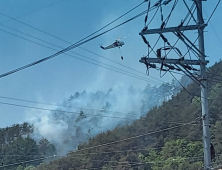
(139, 57, 209, 65)
(139, 0, 211, 168)
(139, 24, 207, 35)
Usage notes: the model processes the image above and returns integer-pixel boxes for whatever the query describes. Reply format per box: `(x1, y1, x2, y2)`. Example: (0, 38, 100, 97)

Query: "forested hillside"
(1, 61, 222, 170)
(30, 75, 190, 156)
(0, 123, 56, 170)
(33, 61, 222, 170)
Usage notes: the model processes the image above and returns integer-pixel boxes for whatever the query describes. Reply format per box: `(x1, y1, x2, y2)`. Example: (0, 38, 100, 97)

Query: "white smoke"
(26, 77, 188, 155)
(27, 85, 145, 155)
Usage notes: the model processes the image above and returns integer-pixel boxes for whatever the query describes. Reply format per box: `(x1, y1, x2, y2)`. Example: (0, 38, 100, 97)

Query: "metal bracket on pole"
(139, 24, 207, 35)
(139, 57, 209, 65)
(139, 0, 211, 168)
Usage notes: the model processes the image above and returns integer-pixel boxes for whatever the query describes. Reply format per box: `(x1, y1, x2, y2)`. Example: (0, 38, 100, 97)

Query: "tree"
(24, 166, 37, 170)
(16, 165, 24, 170)
(38, 138, 56, 156)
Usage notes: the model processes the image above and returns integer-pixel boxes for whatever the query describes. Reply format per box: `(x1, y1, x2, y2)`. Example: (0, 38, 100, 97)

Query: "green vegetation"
(2, 61, 222, 169)
(34, 61, 222, 169)
(0, 123, 56, 170)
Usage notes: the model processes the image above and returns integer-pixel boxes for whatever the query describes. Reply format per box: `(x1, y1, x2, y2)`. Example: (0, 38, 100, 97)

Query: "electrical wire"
(182, 0, 221, 60)
(164, 2, 196, 58)
(182, 0, 197, 23)
(0, 140, 202, 158)
(147, 0, 179, 57)
(75, 153, 205, 170)
(206, 0, 221, 24)
(0, 0, 145, 48)
(0, 155, 58, 168)
(0, 1, 166, 84)
(82, 154, 222, 170)
(79, 47, 165, 83)
(0, 0, 68, 23)
(74, 121, 195, 153)
(0, 6, 158, 79)
(179, 37, 222, 96)
(0, 94, 155, 118)
(0, 101, 145, 120)
(203, 7, 222, 47)
(169, 71, 201, 104)
(0, 24, 164, 85)
(1, 29, 164, 85)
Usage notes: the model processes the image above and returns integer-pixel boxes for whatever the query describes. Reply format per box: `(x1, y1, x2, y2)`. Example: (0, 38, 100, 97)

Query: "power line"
(0, 18, 165, 84)
(0, 139, 202, 158)
(181, 0, 221, 61)
(67, 139, 202, 157)
(0, 6, 158, 79)
(0, 155, 58, 168)
(0, 94, 151, 117)
(0, 1, 146, 48)
(80, 155, 205, 170)
(203, 7, 222, 46)
(206, 0, 221, 24)
(1, 0, 68, 23)
(0, 101, 146, 120)
(169, 71, 201, 104)
(0, 0, 165, 84)
(0, 0, 146, 53)
(0, 25, 164, 85)
(74, 121, 195, 153)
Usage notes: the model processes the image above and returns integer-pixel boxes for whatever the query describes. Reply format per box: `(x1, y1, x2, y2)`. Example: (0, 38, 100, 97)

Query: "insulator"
(192, 68, 198, 71)
(184, 64, 192, 70)
(161, 21, 165, 29)
(142, 26, 148, 32)
(144, 15, 148, 24)
(154, 0, 161, 7)
(163, 0, 172, 5)
(164, 64, 175, 70)
(160, 34, 168, 43)
(141, 35, 148, 45)
(175, 48, 182, 56)
(148, 63, 157, 68)
(178, 20, 184, 27)
(156, 48, 161, 58)
(162, 47, 171, 50)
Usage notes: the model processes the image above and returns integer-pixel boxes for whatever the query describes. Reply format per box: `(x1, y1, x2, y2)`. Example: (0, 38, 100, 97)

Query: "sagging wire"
(169, 71, 202, 104)
(175, 63, 204, 87)
(182, 0, 197, 24)
(142, 0, 177, 52)
(0, 2, 158, 79)
(156, 2, 197, 76)
(141, 0, 199, 81)
(141, 0, 180, 78)
(164, 2, 196, 58)
(157, 33, 185, 77)
(141, 35, 157, 75)
(144, 0, 151, 30)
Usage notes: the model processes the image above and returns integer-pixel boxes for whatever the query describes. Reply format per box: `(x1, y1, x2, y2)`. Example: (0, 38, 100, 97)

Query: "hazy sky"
(0, 0, 221, 127)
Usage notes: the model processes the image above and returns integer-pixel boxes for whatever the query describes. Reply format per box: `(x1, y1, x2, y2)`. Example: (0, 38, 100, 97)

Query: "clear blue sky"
(0, 0, 221, 127)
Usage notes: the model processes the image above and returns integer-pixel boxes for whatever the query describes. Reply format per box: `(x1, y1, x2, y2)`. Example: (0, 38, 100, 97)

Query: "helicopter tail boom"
(100, 46, 106, 50)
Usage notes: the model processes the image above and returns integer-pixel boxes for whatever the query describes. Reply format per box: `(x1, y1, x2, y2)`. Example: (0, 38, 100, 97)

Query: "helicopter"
(100, 39, 125, 50)
(100, 37, 125, 60)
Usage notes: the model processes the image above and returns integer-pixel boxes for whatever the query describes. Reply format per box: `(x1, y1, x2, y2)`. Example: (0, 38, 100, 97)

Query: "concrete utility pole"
(195, 0, 211, 169)
(139, 0, 211, 169)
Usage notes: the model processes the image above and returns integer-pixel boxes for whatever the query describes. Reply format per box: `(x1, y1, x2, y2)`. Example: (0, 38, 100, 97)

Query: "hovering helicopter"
(100, 37, 125, 60)
(100, 39, 125, 50)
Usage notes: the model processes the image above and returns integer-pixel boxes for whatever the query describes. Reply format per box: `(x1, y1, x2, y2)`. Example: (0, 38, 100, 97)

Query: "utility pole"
(139, 0, 211, 169)
(196, 0, 211, 169)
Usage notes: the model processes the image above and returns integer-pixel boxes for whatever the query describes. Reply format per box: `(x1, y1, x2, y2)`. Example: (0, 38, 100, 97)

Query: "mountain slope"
(36, 61, 222, 170)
